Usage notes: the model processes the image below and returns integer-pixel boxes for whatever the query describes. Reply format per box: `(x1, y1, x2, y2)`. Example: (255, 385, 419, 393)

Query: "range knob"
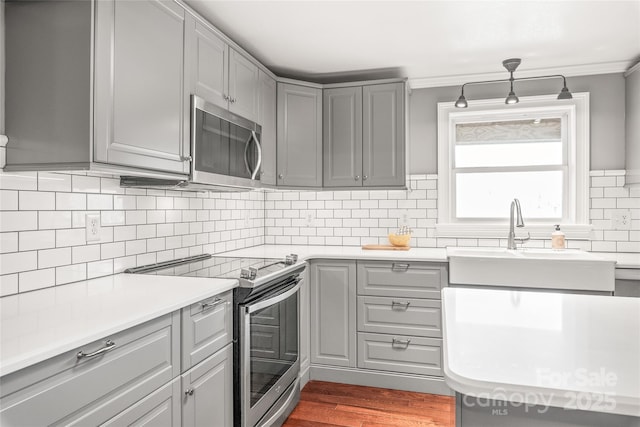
(240, 267, 258, 280)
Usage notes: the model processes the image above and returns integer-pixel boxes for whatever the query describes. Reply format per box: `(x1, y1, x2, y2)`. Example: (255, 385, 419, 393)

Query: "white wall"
(409, 73, 627, 174)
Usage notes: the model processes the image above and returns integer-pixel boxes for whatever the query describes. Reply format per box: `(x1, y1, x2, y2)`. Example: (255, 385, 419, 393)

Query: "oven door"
(191, 95, 262, 189)
(240, 278, 301, 427)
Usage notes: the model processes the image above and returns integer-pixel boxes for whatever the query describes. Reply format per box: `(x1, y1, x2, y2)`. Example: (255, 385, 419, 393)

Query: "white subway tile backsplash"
(19, 230, 56, 251)
(87, 194, 113, 210)
(0, 232, 18, 254)
(19, 268, 55, 292)
(56, 263, 86, 285)
(87, 259, 114, 279)
(1, 190, 18, 210)
(72, 175, 101, 193)
(56, 229, 86, 247)
(38, 172, 71, 192)
(0, 274, 19, 297)
(0, 211, 38, 232)
(56, 193, 86, 210)
(38, 247, 72, 269)
(0, 172, 38, 190)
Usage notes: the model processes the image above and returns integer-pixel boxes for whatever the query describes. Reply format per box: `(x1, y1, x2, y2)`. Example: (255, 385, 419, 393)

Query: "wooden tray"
(362, 244, 411, 251)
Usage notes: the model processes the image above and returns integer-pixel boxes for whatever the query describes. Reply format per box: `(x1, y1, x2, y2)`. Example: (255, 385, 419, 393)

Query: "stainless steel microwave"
(191, 95, 262, 189)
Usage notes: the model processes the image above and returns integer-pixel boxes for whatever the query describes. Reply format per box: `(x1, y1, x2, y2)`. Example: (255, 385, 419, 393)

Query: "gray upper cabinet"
(185, 16, 228, 111)
(362, 82, 405, 187)
(185, 15, 259, 123)
(323, 81, 405, 188)
(259, 71, 278, 186)
(323, 86, 363, 187)
(94, 0, 189, 175)
(277, 83, 323, 187)
(309, 260, 357, 367)
(228, 49, 260, 122)
(625, 62, 639, 187)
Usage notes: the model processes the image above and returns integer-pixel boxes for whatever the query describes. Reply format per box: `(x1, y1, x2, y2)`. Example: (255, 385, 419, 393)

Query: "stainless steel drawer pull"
(201, 298, 225, 311)
(391, 263, 410, 272)
(185, 388, 194, 396)
(391, 301, 411, 310)
(391, 338, 411, 349)
(76, 340, 116, 359)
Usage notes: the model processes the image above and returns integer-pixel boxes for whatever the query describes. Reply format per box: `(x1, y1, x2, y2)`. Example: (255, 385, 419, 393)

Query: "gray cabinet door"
(229, 49, 260, 122)
(362, 82, 405, 187)
(323, 87, 363, 187)
(185, 15, 229, 110)
(102, 378, 181, 427)
(182, 344, 233, 427)
(309, 260, 356, 367)
(277, 83, 323, 187)
(94, 0, 189, 175)
(259, 71, 277, 186)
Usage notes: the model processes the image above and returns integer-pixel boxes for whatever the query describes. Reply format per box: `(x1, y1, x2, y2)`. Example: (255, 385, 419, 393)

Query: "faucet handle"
(515, 232, 531, 247)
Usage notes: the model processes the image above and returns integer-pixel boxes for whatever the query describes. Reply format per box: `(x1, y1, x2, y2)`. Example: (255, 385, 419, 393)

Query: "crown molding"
(624, 60, 640, 77)
(409, 61, 630, 89)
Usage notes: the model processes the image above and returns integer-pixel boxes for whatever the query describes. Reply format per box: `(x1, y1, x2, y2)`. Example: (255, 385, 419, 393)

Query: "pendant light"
(454, 58, 572, 108)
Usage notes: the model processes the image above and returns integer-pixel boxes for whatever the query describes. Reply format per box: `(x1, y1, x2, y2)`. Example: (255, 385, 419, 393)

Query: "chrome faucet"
(508, 198, 530, 250)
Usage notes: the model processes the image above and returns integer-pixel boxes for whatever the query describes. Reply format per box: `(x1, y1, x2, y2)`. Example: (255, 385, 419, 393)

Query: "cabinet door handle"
(355, 175, 360, 181)
(230, 98, 237, 103)
(77, 340, 116, 359)
(181, 155, 193, 162)
(185, 388, 194, 396)
(201, 298, 225, 311)
(391, 263, 410, 272)
(391, 301, 411, 310)
(223, 94, 229, 101)
(278, 173, 284, 179)
(363, 175, 368, 181)
(392, 338, 411, 349)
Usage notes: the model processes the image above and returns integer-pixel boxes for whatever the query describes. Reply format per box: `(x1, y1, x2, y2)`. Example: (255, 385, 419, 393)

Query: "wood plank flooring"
(283, 381, 455, 427)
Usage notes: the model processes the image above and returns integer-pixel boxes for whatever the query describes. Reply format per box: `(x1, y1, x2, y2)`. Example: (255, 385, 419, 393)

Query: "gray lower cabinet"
(309, 259, 451, 396)
(323, 82, 406, 188)
(357, 333, 443, 376)
(0, 313, 181, 426)
(309, 260, 357, 367)
(94, 0, 189, 174)
(181, 344, 233, 427)
(103, 378, 181, 427)
(277, 83, 323, 187)
(182, 291, 232, 371)
(259, 70, 278, 186)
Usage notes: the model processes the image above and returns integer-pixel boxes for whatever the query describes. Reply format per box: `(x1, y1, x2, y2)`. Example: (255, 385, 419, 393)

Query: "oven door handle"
(246, 279, 302, 314)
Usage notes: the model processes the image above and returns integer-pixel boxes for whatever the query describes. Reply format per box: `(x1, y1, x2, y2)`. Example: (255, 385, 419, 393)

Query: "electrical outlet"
(305, 212, 315, 227)
(86, 214, 101, 242)
(399, 209, 409, 226)
(612, 210, 632, 230)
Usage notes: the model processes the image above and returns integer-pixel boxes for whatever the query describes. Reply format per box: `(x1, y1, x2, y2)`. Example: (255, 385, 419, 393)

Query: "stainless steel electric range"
(126, 253, 305, 427)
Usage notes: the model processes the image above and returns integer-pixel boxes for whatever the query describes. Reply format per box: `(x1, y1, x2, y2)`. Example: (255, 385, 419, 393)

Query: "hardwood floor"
(283, 381, 456, 427)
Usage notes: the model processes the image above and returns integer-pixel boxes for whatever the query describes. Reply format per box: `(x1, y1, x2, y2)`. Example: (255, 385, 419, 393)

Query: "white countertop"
(0, 273, 236, 377)
(219, 244, 448, 263)
(442, 287, 640, 417)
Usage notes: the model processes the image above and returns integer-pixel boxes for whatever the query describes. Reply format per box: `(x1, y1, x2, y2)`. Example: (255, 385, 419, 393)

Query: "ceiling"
(185, 1, 640, 87)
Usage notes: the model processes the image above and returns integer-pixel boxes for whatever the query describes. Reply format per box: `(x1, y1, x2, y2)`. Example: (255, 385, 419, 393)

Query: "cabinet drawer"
(357, 296, 442, 338)
(357, 333, 442, 377)
(357, 261, 446, 299)
(102, 378, 181, 427)
(182, 290, 232, 371)
(0, 314, 179, 426)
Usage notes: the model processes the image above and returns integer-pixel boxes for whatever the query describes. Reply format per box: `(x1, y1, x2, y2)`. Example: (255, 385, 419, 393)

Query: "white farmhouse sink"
(447, 247, 616, 292)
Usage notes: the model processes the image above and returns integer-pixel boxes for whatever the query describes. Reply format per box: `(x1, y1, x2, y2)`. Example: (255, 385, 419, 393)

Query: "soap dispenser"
(551, 225, 565, 249)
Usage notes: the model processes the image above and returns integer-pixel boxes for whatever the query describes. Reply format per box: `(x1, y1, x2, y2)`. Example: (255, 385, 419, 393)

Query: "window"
(437, 93, 590, 239)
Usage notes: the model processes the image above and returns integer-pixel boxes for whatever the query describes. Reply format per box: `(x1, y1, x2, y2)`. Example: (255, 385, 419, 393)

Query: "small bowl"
(388, 233, 411, 247)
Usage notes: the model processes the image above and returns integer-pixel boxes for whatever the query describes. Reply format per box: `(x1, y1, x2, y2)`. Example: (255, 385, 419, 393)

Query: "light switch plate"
(86, 214, 101, 242)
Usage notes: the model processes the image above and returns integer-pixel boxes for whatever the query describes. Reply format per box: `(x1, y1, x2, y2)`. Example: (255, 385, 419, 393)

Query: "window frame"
(436, 93, 591, 239)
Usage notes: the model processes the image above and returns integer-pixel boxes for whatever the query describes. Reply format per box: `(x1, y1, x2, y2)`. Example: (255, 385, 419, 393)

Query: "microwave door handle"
(251, 131, 262, 180)
(243, 133, 253, 176)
